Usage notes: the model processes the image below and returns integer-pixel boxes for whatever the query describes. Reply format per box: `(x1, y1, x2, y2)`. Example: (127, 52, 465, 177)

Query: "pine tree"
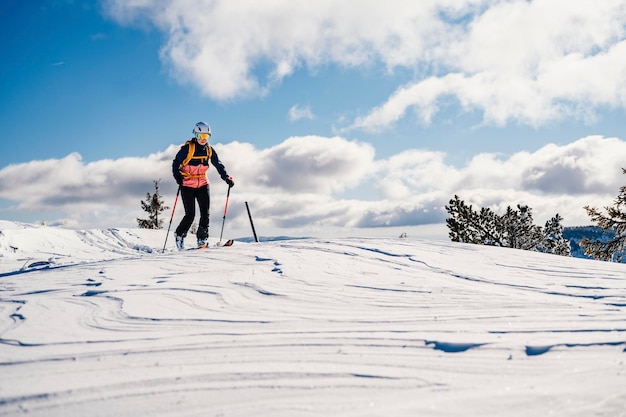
(137, 180, 169, 229)
(446, 195, 481, 244)
(501, 205, 543, 250)
(478, 206, 503, 246)
(581, 168, 626, 262)
(538, 214, 571, 256)
(445, 195, 570, 256)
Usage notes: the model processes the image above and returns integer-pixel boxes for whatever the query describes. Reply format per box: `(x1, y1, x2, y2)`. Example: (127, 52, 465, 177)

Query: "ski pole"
(162, 186, 181, 253)
(218, 182, 232, 243)
(245, 201, 259, 243)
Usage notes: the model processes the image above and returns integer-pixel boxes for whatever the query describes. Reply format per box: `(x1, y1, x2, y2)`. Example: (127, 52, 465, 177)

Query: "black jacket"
(172, 138, 230, 185)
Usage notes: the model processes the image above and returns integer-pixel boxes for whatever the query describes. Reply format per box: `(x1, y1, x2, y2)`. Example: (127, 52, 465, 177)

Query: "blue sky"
(1, 0, 626, 238)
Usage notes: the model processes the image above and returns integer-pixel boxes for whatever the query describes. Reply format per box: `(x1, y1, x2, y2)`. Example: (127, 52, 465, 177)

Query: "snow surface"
(1, 220, 625, 416)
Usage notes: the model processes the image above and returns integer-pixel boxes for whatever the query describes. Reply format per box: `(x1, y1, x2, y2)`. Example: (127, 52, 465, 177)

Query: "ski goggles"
(196, 132, 211, 140)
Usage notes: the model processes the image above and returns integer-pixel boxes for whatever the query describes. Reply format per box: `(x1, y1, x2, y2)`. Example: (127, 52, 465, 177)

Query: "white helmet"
(193, 121, 212, 139)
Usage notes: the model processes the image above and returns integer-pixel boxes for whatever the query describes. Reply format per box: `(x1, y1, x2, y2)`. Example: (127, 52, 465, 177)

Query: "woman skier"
(172, 121, 234, 249)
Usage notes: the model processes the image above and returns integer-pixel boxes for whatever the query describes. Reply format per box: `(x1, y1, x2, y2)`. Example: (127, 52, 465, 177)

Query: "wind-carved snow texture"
(0, 224, 625, 416)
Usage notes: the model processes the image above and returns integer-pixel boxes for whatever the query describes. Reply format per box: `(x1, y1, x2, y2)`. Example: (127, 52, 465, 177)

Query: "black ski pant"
(175, 185, 210, 241)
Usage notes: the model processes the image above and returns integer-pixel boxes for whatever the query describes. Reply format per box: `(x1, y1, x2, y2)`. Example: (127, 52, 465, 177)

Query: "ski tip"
(224, 239, 234, 246)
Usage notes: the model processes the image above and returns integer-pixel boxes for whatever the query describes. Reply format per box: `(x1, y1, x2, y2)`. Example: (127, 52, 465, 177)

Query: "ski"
(186, 246, 206, 251)
(185, 239, 233, 250)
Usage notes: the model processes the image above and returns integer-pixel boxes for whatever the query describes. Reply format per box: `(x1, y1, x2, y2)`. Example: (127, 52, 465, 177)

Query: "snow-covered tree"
(137, 180, 169, 229)
(500, 205, 544, 250)
(581, 168, 626, 262)
(537, 214, 571, 256)
(445, 195, 570, 256)
(478, 206, 503, 246)
(446, 195, 483, 244)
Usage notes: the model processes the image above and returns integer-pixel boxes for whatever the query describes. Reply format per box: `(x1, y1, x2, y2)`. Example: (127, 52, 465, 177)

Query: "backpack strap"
(179, 141, 213, 178)
(182, 140, 195, 166)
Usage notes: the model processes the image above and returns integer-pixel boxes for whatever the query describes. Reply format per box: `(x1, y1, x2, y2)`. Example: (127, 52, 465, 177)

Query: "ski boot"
(175, 234, 185, 251)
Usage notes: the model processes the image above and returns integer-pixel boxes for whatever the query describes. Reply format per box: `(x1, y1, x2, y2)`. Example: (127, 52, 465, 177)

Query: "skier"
(172, 121, 234, 249)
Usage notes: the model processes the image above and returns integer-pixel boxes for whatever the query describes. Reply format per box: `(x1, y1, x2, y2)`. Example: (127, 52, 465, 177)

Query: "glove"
(174, 175, 183, 186)
(226, 177, 234, 188)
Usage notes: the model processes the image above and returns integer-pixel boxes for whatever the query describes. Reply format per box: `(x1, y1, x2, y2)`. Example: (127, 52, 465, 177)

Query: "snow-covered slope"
(1, 222, 625, 416)
(0, 221, 164, 274)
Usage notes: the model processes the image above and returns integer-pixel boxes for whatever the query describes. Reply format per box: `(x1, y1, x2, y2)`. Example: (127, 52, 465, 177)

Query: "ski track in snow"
(0, 226, 625, 416)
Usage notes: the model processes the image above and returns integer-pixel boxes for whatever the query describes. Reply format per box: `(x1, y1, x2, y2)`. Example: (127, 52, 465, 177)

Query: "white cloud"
(350, 0, 626, 131)
(1, 135, 624, 232)
(288, 104, 315, 122)
(103, 0, 486, 100)
(104, 0, 626, 129)
(217, 135, 376, 194)
(0, 148, 176, 226)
